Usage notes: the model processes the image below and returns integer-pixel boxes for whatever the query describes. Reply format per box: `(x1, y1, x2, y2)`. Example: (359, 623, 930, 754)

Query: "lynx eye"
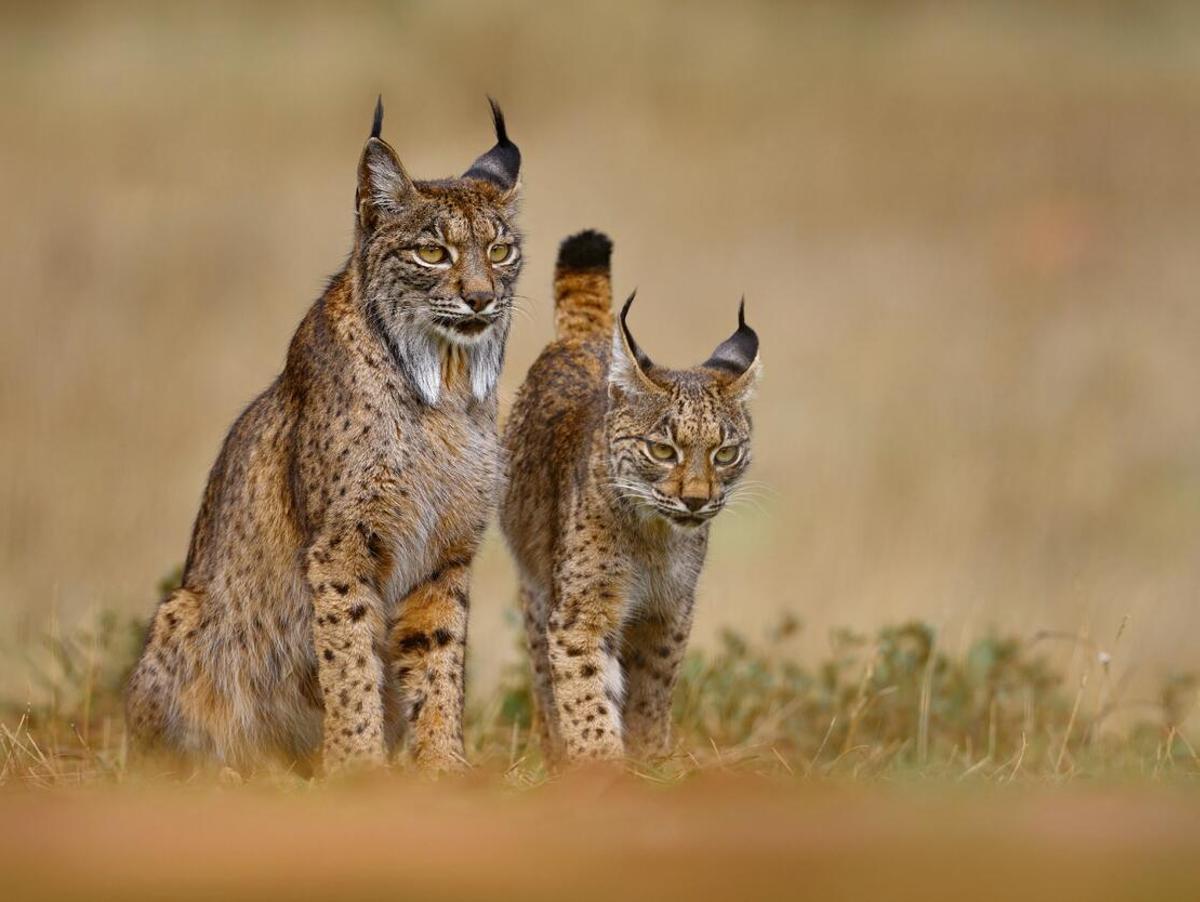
(646, 441, 677, 463)
(415, 245, 449, 265)
(488, 243, 513, 264)
(714, 445, 740, 466)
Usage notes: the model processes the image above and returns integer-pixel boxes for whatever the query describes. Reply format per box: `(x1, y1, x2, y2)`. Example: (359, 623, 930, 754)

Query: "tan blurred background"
(2, 0, 1198, 702)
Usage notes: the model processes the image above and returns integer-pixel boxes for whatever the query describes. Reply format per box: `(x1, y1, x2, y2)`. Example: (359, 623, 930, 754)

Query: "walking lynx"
(126, 98, 523, 775)
(501, 231, 761, 763)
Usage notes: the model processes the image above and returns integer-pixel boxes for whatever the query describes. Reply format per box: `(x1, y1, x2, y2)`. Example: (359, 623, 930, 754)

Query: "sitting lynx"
(126, 98, 523, 775)
(500, 231, 761, 763)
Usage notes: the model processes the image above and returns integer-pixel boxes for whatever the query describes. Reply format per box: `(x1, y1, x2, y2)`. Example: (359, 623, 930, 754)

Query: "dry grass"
(2, 598, 1196, 788)
(1, 604, 1198, 899)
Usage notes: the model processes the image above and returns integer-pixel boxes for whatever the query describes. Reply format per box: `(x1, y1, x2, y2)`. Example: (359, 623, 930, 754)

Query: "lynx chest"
(378, 396, 501, 606)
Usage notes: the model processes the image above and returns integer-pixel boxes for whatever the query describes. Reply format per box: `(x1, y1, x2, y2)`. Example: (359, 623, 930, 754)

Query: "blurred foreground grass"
(3, 777, 1200, 902)
(3, 583, 1197, 900)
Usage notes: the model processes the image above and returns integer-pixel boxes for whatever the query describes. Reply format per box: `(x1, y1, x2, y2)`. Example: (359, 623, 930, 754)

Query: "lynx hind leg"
(620, 603, 694, 760)
(519, 577, 561, 763)
(125, 588, 204, 771)
(387, 560, 472, 773)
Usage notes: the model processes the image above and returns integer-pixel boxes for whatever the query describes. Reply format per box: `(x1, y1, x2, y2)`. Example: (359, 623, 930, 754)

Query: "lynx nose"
(463, 290, 494, 313)
(680, 495, 709, 513)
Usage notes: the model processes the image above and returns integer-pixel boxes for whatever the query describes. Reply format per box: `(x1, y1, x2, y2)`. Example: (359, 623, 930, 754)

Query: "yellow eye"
(489, 243, 512, 264)
(714, 446, 740, 465)
(416, 245, 448, 265)
(647, 442, 676, 462)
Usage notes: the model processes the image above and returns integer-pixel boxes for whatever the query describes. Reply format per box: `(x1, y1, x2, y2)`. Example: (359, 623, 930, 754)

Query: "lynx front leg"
(308, 537, 388, 774)
(388, 560, 471, 772)
(621, 601, 694, 760)
(546, 583, 625, 763)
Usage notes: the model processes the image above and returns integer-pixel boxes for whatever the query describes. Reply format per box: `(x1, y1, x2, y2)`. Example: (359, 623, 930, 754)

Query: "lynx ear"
(610, 292, 663, 396)
(704, 299, 761, 400)
(356, 96, 415, 227)
(462, 97, 521, 194)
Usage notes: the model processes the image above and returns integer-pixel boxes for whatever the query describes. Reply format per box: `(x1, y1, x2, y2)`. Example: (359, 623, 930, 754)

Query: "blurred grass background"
(1, 0, 1199, 721)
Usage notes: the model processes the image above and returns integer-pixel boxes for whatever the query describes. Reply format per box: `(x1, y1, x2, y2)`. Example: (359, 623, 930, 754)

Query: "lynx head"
(606, 296, 761, 530)
(354, 96, 522, 404)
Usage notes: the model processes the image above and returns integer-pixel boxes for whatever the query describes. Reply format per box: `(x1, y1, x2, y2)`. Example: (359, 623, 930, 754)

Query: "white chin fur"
(391, 317, 506, 405)
(432, 321, 494, 348)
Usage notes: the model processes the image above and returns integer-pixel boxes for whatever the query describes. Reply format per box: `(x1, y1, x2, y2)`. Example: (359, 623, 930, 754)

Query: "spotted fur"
(125, 98, 523, 776)
(500, 230, 761, 764)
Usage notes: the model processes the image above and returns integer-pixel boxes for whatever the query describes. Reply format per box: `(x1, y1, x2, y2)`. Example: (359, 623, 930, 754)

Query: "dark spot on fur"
(398, 633, 431, 653)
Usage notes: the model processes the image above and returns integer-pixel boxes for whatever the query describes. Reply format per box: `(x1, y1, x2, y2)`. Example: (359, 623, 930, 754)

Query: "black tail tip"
(557, 229, 613, 271)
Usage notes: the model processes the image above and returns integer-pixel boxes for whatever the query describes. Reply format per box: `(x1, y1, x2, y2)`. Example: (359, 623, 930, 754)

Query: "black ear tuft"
(371, 95, 384, 140)
(619, 291, 654, 372)
(462, 96, 521, 190)
(703, 298, 759, 375)
(557, 229, 613, 272)
(487, 96, 509, 145)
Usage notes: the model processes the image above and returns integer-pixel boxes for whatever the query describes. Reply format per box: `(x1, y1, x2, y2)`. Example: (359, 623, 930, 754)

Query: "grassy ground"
(2, 604, 1198, 899)
(3, 597, 1196, 787)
